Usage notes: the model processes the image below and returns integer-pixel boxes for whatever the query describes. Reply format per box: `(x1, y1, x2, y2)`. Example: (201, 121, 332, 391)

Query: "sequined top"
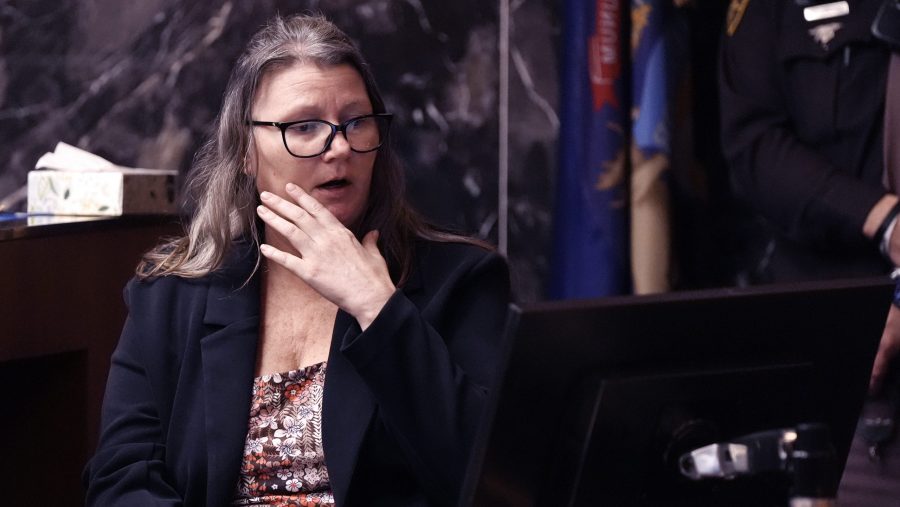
(233, 362, 335, 507)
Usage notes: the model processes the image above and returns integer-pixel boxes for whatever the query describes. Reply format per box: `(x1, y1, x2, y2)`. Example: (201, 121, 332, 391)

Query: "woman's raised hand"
(256, 183, 396, 330)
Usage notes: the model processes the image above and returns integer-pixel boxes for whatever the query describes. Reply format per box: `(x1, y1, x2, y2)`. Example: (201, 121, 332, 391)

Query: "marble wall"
(0, 0, 559, 302)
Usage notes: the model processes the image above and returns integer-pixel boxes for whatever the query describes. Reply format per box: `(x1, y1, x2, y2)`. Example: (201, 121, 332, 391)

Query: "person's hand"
(864, 194, 900, 264)
(889, 221, 900, 266)
(871, 302, 900, 394)
(256, 183, 396, 330)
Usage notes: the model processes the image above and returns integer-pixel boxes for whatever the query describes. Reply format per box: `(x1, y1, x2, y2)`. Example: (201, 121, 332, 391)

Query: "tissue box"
(27, 169, 177, 216)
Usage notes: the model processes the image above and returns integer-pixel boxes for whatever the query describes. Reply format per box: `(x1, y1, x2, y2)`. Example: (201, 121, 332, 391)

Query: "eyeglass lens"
(284, 116, 386, 157)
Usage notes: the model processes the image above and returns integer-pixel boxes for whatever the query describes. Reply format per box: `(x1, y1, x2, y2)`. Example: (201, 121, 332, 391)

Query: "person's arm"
(339, 249, 509, 503)
(872, 299, 900, 393)
(719, 0, 886, 247)
(82, 283, 183, 506)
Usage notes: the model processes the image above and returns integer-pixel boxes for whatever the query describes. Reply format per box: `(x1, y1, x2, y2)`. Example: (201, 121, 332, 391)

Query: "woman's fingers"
(260, 191, 324, 235)
(285, 183, 342, 227)
(256, 204, 312, 249)
(259, 243, 305, 276)
(257, 184, 395, 325)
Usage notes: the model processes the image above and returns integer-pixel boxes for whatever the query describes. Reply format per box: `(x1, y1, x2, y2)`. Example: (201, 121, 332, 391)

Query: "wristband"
(893, 280, 900, 308)
(875, 201, 900, 254)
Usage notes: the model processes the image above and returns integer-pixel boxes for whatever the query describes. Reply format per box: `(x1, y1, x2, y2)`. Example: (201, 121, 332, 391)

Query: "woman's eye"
(347, 117, 371, 130)
(288, 122, 317, 135)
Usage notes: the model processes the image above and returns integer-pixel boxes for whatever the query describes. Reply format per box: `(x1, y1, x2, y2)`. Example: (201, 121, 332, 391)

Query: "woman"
(84, 14, 510, 507)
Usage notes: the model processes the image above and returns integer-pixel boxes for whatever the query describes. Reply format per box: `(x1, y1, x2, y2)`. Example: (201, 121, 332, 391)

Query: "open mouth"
(317, 178, 349, 190)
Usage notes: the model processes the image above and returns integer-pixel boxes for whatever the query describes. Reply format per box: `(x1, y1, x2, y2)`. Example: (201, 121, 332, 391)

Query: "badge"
(808, 22, 843, 48)
(727, 0, 751, 36)
(803, 1, 850, 22)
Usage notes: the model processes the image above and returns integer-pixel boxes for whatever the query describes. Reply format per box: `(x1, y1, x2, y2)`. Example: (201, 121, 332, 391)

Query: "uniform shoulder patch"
(727, 0, 751, 36)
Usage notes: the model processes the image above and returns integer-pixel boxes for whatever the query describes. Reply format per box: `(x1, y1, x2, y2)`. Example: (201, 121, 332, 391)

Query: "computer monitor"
(461, 277, 892, 506)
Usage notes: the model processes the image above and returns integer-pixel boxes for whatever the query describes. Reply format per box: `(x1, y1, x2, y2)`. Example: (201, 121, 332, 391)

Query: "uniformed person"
(721, 0, 893, 280)
(720, 0, 900, 504)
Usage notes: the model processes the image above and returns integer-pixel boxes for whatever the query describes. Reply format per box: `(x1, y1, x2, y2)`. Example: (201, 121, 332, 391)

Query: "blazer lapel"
(323, 309, 376, 505)
(323, 265, 424, 505)
(199, 247, 261, 506)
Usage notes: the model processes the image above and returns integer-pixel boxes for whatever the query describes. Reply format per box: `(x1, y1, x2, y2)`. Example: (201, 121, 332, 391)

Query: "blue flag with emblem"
(550, 0, 630, 299)
(630, 0, 681, 294)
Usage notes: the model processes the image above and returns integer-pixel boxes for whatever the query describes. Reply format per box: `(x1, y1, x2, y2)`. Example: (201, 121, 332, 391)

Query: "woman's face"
(250, 62, 377, 229)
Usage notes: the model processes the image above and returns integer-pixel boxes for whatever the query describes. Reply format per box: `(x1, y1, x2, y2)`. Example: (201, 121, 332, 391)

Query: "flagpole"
(498, 0, 510, 255)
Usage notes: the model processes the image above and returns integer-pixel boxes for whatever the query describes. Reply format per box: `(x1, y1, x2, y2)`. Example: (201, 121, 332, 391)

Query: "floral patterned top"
(233, 362, 335, 507)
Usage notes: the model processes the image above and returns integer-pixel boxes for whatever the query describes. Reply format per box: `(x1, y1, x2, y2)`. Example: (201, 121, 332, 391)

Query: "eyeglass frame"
(248, 113, 393, 159)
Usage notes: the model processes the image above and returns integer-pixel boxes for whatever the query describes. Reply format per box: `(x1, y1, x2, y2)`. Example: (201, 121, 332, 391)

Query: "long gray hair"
(139, 13, 482, 284)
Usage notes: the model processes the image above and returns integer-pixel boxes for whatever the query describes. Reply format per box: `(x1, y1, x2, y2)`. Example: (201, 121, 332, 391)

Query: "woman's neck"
(261, 259, 321, 300)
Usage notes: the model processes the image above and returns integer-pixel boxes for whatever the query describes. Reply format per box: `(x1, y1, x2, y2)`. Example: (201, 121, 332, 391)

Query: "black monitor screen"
(462, 277, 892, 507)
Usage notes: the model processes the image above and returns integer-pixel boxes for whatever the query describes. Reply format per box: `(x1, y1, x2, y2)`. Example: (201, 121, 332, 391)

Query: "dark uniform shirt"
(720, 0, 891, 281)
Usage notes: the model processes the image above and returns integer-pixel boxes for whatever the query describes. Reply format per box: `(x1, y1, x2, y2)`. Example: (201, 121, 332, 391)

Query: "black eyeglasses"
(249, 113, 393, 158)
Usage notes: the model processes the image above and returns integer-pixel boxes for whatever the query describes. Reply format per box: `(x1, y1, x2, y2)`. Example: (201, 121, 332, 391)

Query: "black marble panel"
(0, 0, 561, 302)
(507, 0, 558, 302)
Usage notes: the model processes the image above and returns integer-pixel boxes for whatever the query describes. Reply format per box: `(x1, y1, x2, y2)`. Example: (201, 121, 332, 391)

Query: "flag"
(550, 0, 630, 299)
(629, 0, 677, 294)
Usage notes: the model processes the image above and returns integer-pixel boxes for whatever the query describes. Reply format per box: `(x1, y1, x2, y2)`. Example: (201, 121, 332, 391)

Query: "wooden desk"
(0, 215, 181, 506)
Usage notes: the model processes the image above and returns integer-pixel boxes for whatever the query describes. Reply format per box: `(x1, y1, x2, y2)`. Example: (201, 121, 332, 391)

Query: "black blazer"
(84, 239, 510, 507)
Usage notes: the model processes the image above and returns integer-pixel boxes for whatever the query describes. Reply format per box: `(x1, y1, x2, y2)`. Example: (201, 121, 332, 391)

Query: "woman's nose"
(321, 131, 352, 160)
